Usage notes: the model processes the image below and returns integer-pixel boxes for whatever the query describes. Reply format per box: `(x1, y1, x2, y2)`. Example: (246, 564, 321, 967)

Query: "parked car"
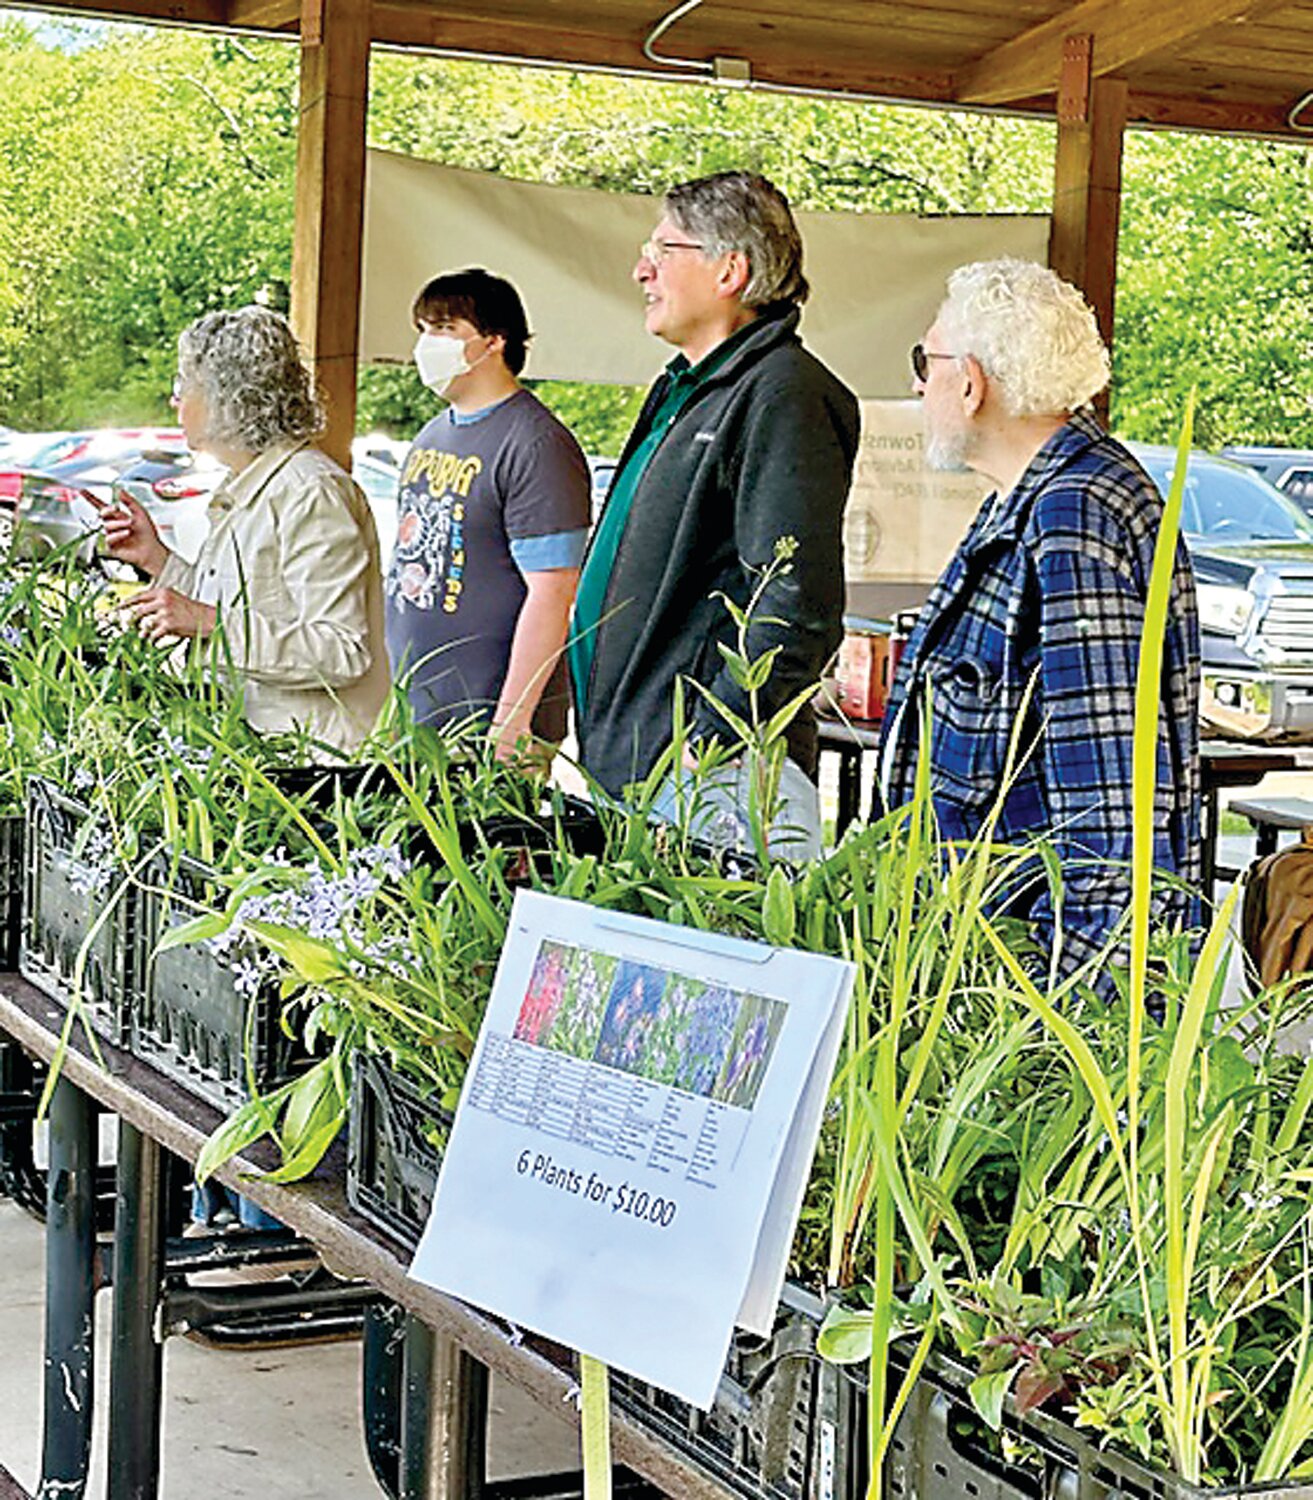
(351, 434, 407, 565)
(1128, 442, 1313, 740)
(15, 428, 187, 498)
(587, 456, 616, 517)
(1222, 444, 1313, 519)
(0, 428, 74, 479)
(12, 429, 408, 572)
(0, 430, 104, 517)
(11, 429, 196, 565)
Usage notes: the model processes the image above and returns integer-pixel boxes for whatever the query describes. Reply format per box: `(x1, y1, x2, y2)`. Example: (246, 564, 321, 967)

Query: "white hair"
(178, 306, 323, 454)
(936, 259, 1110, 417)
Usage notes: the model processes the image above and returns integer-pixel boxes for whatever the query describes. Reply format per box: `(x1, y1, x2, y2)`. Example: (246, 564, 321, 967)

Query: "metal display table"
(0, 974, 724, 1500)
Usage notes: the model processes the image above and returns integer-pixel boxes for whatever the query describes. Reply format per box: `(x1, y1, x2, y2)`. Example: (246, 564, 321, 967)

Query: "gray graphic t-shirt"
(384, 390, 590, 741)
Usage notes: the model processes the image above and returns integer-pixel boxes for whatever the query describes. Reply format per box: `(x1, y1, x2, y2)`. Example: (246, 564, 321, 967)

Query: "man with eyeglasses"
(569, 170, 859, 857)
(880, 258, 1200, 986)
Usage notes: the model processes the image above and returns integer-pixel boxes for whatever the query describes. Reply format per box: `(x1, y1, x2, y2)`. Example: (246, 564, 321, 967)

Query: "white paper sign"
(408, 889, 853, 1409)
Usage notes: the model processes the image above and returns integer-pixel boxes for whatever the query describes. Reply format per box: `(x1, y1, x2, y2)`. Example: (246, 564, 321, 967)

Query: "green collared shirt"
(569, 326, 753, 714)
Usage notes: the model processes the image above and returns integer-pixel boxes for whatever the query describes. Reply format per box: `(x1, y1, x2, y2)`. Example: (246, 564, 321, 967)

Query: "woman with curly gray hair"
(99, 305, 389, 753)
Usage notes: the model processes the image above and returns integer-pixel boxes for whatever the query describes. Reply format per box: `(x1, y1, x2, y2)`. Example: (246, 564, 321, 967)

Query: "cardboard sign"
(845, 399, 989, 583)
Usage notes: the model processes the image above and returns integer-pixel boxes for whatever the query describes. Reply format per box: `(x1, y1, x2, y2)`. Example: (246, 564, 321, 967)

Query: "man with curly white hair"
(879, 258, 1200, 983)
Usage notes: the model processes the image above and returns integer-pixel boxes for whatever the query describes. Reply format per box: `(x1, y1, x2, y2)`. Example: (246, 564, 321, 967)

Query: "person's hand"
(122, 587, 216, 643)
(88, 491, 168, 577)
(490, 716, 550, 775)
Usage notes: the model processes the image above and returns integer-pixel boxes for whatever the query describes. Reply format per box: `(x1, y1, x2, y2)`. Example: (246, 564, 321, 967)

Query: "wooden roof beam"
(16, 0, 226, 24)
(1127, 87, 1298, 136)
(956, 0, 1294, 106)
(226, 0, 298, 29)
(369, 2, 956, 101)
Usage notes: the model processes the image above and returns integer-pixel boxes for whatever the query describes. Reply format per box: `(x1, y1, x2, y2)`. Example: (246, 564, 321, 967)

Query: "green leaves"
(248, 922, 348, 985)
(195, 1089, 281, 1186)
(154, 908, 234, 953)
(969, 1369, 1014, 1431)
(717, 640, 783, 696)
(816, 1303, 873, 1364)
(762, 866, 796, 947)
(195, 1054, 347, 1186)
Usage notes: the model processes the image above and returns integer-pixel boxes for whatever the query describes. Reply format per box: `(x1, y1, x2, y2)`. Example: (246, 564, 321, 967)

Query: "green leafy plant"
(818, 398, 1313, 1490)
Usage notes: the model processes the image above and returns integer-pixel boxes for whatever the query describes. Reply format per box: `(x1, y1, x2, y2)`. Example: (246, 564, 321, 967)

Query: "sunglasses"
(910, 343, 959, 382)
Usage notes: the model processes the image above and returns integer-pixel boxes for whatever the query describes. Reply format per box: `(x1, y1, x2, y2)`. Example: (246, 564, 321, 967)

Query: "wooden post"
(1048, 35, 1126, 413)
(291, 0, 370, 470)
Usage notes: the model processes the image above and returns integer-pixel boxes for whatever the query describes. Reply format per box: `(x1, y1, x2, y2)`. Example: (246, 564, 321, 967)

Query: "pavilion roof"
(26, 0, 1313, 139)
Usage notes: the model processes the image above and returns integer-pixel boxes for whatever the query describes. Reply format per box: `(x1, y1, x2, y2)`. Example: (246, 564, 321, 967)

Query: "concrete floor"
(0, 1200, 582, 1498)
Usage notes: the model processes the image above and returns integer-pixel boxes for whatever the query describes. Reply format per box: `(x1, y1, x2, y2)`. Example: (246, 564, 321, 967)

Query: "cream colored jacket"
(156, 439, 390, 754)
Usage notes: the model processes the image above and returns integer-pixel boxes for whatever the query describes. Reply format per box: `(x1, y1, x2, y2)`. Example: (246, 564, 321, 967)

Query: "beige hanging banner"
(360, 149, 1048, 397)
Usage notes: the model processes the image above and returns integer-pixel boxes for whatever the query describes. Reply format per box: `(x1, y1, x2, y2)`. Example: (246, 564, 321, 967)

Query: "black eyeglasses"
(910, 343, 959, 382)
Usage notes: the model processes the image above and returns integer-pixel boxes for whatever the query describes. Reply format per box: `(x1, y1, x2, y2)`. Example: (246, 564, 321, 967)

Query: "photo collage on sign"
(511, 940, 785, 1109)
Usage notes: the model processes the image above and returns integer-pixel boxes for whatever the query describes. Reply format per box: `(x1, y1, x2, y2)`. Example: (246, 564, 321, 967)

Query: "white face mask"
(413, 331, 473, 393)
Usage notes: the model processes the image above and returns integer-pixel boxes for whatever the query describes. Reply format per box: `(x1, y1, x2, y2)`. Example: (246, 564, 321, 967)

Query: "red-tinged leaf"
(1014, 1368, 1065, 1415)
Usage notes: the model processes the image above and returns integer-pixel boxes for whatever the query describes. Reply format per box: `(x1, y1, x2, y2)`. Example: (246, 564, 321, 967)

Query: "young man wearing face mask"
(385, 268, 591, 761)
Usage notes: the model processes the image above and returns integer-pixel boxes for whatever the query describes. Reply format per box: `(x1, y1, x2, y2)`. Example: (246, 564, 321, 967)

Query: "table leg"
(363, 1302, 406, 1496)
(836, 747, 862, 838)
(106, 1121, 165, 1500)
(38, 1077, 96, 1500)
(1202, 784, 1220, 899)
(401, 1317, 488, 1500)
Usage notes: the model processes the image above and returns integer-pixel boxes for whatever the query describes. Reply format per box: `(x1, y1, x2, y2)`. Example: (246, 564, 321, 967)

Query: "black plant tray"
(608, 1286, 1090, 1500)
(608, 1283, 862, 1500)
(614, 1282, 1307, 1500)
(266, 762, 415, 852)
(460, 793, 610, 873)
(884, 1348, 1283, 1500)
(346, 1050, 452, 1252)
(266, 762, 393, 807)
(129, 849, 317, 1113)
(20, 777, 134, 1044)
(0, 812, 24, 972)
(459, 793, 755, 881)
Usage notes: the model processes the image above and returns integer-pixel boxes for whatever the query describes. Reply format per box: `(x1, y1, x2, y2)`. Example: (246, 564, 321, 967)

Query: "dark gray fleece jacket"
(576, 307, 859, 798)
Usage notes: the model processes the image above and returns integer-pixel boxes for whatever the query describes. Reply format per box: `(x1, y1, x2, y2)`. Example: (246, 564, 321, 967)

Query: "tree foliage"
(2, 15, 1313, 454)
(0, 19, 295, 428)
(1114, 131, 1313, 449)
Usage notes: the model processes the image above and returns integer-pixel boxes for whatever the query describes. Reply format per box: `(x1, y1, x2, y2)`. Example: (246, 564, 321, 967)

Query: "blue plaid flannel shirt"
(878, 411, 1201, 978)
